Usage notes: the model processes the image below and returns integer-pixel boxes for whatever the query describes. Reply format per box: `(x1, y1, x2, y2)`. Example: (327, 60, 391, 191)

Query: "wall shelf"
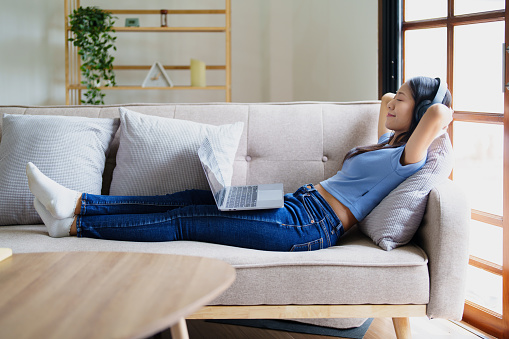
(113, 65, 226, 70)
(68, 85, 227, 91)
(65, 0, 231, 105)
(112, 27, 226, 33)
(106, 9, 227, 15)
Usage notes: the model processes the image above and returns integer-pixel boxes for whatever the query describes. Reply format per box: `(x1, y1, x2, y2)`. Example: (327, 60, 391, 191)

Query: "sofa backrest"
(0, 102, 381, 193)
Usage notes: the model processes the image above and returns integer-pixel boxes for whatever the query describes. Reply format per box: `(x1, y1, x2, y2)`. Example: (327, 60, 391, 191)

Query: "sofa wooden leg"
(392, 317, 412, 339)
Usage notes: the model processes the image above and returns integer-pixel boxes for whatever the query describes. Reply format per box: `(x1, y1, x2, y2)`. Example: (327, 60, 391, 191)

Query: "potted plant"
(68, 6, 117, 105)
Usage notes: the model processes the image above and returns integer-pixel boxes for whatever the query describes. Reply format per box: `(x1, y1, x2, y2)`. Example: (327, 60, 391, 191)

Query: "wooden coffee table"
(0, 251, 235, 339)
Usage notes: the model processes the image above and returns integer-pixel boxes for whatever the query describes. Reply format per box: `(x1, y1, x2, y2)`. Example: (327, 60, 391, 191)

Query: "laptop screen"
(198, 138, 226, 204)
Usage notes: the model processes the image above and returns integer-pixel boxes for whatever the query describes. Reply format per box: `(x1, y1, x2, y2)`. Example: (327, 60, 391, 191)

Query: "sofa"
(0, 102, 470, 338)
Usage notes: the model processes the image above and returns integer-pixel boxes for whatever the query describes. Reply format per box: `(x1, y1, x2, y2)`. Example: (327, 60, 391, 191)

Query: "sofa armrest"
(414, 179, 470, 320)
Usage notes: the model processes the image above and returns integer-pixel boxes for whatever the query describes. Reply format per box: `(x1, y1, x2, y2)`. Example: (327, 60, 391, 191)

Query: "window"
(386, 0, 507, 337)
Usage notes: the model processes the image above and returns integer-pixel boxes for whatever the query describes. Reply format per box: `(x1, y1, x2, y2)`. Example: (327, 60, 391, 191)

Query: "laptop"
(198, 137, 284, 211)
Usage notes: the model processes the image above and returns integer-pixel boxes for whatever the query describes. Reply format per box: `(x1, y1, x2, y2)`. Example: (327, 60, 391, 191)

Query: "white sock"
(26, 162, 81, 219)
(34, 199, 74, 238)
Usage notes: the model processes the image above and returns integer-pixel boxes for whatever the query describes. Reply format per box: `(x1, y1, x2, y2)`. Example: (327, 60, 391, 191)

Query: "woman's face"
(385, 82, 415, 136)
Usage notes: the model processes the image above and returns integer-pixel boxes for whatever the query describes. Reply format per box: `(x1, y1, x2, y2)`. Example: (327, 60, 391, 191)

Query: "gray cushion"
(358, 132, 454, 250)
(109, 108, 244, 196)
(0, 114, 118, 225)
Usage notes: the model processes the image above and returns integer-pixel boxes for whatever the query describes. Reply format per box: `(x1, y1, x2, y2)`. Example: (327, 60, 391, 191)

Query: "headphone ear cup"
(414, 100, 431, 121)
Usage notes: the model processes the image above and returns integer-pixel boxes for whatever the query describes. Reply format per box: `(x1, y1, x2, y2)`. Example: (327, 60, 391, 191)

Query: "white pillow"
(109, 108, 244, 196)
(358, 133, 454, 251)
(0, 114, 119, 225)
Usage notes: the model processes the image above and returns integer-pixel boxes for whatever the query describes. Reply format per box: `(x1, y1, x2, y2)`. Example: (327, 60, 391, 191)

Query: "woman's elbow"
(425, 104, 453, 129)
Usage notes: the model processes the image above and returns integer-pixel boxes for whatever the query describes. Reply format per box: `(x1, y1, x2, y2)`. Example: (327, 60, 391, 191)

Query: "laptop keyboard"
(225, 186, 258, 208)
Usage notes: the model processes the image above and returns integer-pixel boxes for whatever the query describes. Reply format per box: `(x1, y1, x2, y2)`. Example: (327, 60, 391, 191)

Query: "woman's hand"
(381, 92, 396, 103)
(378, 93, 395, 139)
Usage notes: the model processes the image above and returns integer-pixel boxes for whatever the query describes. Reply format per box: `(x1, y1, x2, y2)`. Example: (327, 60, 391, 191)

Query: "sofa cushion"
(358, 132, 454, 250)
(1, 224, 429, 306)
(0, 114, 118, 225)
(109, 108, 244, 196)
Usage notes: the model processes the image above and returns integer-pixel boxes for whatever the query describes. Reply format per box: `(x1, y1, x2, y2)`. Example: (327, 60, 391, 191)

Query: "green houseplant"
(68, 6, 117, 105)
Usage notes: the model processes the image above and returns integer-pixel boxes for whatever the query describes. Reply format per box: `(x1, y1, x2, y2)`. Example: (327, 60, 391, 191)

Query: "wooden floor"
(153, 317, 495, 339)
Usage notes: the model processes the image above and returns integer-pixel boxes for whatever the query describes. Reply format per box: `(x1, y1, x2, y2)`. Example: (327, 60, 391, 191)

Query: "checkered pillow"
(358, 133, 454, 250)
(0, 114, 118, 225)
(109, 108, 244, 196)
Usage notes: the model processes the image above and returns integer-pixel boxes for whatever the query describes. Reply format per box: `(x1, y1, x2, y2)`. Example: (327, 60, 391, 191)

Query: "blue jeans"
(76, 184, 344, 252)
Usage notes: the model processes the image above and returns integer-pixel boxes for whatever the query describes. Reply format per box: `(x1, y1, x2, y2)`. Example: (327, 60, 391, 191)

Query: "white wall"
(0, 0, 378, 105)
(1, 1, 64, 105)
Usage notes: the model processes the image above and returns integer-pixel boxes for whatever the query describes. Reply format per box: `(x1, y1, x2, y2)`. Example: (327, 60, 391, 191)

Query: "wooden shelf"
(113, 65, 226, 70)
(65, 26, 226, 33)
(113, 26, 226, 33)
(65, 0, 232, 104)
(68, 85, 227, 91)
(105, 9, 226, 15)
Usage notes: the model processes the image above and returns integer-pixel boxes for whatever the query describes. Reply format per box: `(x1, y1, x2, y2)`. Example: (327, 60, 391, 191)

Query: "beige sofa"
(0, 102, 470, 338)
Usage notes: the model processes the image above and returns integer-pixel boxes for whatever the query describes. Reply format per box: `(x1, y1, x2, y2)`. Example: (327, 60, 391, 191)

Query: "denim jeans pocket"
(290, 238, 323, 252)
(299, 194, 319, 222)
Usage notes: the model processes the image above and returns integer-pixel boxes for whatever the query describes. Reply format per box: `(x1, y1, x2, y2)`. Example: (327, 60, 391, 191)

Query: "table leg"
(170, 318, 189, 339)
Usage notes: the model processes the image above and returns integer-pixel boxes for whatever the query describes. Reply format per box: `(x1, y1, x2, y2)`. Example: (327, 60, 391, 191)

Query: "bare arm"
(402, 104, 453, 165)
(378, 93, 394, 139)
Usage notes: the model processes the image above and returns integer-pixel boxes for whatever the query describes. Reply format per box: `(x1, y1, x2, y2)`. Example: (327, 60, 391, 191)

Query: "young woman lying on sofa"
(26, 76, 453, 251)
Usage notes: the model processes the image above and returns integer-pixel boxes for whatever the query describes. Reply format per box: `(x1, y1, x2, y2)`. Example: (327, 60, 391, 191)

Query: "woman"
(27, 76, 453, 251)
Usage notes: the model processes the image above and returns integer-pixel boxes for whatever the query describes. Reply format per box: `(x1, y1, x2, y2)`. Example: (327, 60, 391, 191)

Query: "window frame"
(380, 1, 508, 337)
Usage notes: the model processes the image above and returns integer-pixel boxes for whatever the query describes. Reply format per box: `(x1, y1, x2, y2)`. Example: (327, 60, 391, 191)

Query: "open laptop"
(198, 137, 284, 211)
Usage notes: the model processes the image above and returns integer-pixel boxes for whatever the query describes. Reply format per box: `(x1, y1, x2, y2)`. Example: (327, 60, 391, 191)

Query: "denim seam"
(289, 238, 323, 252)
(319, 219, 332, 247)
(81, 193, 87, 215)
(84, 201, 186, 207)
(304, 194, 332, 239)
(280, 219, 323, 228)
(84, 214, 288, 229)
(76, 215, 82, 237)
(300, 195, 314, 222)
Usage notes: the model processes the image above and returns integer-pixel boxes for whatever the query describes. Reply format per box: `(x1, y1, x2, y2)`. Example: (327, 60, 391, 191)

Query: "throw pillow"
(358, 132, 454, 251)
(109, 107, 244, 196)
(0, 114, 119, 225)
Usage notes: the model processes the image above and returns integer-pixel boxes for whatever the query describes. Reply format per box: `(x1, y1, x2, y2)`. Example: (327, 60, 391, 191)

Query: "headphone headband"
(431, 78, 447, 106)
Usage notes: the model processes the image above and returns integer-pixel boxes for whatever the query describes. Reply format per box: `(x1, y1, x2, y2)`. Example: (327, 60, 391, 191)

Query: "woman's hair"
(343, 76, 452, 162)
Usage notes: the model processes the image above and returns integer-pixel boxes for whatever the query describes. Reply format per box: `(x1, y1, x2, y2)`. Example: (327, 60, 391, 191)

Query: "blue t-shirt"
(320, 133, 426, 222)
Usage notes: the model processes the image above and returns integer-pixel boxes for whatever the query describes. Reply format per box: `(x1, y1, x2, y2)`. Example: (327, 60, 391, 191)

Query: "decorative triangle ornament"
(142, 62, 174, 87)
